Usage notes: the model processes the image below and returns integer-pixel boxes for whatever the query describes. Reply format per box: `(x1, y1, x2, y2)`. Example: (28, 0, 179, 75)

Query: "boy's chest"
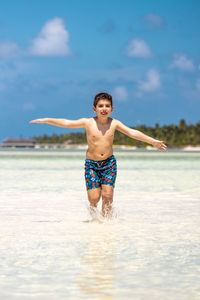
(87, 123, 115, 140)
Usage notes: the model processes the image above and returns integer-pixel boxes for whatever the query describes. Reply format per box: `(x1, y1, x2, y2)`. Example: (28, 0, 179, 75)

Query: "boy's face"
(93, 99, 113, 118)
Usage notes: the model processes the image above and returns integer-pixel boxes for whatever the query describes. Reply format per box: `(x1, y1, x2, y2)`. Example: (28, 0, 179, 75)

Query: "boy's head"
(93, 92, 113, 107)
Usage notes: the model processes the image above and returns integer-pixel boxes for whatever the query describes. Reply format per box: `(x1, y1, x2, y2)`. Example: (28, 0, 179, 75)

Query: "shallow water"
(0, 148, 200, 299)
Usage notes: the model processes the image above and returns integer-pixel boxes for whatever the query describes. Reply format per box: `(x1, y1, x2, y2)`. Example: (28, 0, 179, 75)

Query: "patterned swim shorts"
(85, 155, 117, 190)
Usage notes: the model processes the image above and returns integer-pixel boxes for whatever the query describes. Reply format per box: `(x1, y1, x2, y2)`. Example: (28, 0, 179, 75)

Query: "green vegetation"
(33, 119, 200, 148)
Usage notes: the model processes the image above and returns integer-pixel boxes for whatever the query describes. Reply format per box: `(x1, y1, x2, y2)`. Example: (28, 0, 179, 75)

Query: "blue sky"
(0, 0, 200, 142)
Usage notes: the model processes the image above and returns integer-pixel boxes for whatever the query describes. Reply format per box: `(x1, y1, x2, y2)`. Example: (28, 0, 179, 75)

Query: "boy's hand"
(29, 118, 47, 124)
(152, 139, 167, 151)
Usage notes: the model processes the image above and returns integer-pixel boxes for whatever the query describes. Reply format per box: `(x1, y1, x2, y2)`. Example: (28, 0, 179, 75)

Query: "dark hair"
(93, 92, 113, 107)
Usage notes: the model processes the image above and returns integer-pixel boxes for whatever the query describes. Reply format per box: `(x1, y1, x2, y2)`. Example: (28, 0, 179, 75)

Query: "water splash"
(84, 204, 119, 224)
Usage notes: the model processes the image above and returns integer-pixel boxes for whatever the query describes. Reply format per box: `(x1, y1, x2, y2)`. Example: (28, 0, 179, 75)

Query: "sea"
(0, 148, 200, 300)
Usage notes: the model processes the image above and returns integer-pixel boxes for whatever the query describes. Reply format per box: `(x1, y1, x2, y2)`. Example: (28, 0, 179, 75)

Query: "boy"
(30, 92, 167, 218)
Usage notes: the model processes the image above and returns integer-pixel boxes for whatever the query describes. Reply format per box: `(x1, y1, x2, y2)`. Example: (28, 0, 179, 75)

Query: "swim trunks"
(85, 155, 117, 190)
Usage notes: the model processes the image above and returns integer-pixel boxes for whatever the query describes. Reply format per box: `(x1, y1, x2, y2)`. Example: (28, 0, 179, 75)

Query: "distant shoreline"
(114, 145, 200, 151)
(0, 144, 200, 151)
(34, 143, 200, 151)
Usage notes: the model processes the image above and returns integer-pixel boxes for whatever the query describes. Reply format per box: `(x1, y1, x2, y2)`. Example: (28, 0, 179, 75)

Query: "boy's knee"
(87, 188, 101, 206)
(89, 194, 100, 206)
(102, 190, 113, 203)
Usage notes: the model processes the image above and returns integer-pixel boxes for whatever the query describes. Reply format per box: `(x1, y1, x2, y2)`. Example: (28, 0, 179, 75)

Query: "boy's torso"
(85, 117, 117, 161)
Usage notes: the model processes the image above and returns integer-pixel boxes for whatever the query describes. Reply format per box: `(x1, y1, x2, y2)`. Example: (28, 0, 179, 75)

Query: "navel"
(101, 153, 104, 156)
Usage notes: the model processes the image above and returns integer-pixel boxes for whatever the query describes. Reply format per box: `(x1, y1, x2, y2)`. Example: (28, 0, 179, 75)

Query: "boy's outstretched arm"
(116, 120, 167, 151)
(29, 118, 87, 128)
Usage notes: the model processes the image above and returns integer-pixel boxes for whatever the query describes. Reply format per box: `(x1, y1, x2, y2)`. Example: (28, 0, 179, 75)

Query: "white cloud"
(138, 68, 161, 92)
(126, 38, 152, 58)
(113, 86, 128, 101)
(169, 54, 195, 72)
(30, 18, 72, 56)
(142, 13, 165, 30)
(0, 41, 21, 58)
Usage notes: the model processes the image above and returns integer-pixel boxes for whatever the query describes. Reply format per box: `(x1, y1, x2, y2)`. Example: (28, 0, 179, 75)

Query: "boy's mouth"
(101, 112, 107, 115)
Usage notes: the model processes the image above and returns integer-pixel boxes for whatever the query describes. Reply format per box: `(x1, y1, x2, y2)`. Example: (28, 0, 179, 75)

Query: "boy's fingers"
(161, 145, 167, 151)
(161, 141, 167, 147)
(157, 141, 167, 151)
(29, 120, 40, 123)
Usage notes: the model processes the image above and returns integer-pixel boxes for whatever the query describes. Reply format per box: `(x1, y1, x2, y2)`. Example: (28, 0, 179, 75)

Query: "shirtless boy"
(30, 92, 167, 218)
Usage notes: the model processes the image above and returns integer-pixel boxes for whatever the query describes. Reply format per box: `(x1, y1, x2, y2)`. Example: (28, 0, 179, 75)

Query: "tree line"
(33, 119, 200, 148)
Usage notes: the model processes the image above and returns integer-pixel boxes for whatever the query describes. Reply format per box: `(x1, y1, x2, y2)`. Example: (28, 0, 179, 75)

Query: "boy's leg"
(101, 184, 114, 218)
(87, 187, 101, 216)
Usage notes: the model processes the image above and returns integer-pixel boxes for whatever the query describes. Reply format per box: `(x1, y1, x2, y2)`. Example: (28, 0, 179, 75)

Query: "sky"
(0, 0, 200, 142)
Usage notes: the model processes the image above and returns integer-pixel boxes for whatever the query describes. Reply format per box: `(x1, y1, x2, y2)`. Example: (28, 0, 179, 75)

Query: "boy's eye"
(97, 104, 111, 108)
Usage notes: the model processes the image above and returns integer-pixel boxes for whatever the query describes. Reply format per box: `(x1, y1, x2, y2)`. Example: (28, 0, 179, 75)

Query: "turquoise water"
(0, 149, 200, 300)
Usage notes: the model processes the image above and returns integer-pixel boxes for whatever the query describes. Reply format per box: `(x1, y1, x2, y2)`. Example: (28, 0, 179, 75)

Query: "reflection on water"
(78, 223, 117, 300)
